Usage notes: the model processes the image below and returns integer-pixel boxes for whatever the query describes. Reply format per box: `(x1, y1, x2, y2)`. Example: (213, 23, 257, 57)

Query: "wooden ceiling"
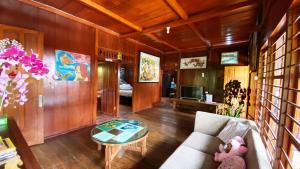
(20, 0, 260, 53)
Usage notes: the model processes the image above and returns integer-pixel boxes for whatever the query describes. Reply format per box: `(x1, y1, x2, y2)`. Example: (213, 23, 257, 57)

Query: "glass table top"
(91, 119, 148, 144)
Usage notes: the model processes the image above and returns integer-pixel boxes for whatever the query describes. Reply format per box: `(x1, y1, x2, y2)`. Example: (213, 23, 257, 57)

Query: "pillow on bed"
(120, 84, 133, 90)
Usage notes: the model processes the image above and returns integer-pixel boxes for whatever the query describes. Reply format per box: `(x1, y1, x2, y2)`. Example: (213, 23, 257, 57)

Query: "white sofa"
(160, 111, 272, 169)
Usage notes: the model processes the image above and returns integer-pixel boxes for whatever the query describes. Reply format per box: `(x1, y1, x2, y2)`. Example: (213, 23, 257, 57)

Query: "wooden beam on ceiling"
(78, 0, 180, 53)
(78, 0, 142, 32)
(212, 40, 249, 49)
(188, 24, 211, 47)
(165, 0, 188, 20)
(146, 33, 181, 51)
(121, 0, 257, 38)
(164, 0, 211, 47)
(162, 40, 249, 54)
(18, 0, 164, 54)
(126, 38, 164, 54)
(18, 0, 120, 36)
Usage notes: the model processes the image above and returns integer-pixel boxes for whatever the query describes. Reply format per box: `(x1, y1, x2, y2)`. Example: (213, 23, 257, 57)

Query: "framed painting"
(221, 51, 239, 65)
(138, 51, 160, 83)
(180, 56, 207, 69)
(55, 50, 91, 81)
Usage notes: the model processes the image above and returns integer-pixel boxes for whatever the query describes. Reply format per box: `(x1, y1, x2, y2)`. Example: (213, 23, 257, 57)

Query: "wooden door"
(0, 24, 44, 145)
(224, 66, 250, 117)
(98, 62, 119, 116)
(224, 66, 250, 88)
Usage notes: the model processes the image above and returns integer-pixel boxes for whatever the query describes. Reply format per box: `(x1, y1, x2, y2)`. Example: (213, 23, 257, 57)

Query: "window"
(256, 32, 286, 164)
(280, 8, 300, 169)
(255, 8, 300, 169)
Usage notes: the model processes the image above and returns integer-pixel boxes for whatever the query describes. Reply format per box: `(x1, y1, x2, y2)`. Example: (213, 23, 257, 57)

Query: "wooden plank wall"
(96, 30, 162, 112)
(161, 45, 249, 102)
(0, 0, 163, 136)
(0, 0, 96, 137)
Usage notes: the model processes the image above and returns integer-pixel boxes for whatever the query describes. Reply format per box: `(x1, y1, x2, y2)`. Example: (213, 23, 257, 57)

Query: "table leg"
(97, 143, 102, 151)
(104, 145, 122, 169)
(105, 146, 112, 169)
(141, 136, 147, 157)
(172, 101, 176, 110)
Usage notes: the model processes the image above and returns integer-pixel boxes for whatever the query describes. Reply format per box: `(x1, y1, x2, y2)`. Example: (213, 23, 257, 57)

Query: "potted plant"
(222, 80, 247, 117)
(0, 38, 49, 125)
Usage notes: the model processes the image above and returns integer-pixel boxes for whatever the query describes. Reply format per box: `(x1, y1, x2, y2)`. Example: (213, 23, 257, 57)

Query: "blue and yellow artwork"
(55, 50, 91, 81)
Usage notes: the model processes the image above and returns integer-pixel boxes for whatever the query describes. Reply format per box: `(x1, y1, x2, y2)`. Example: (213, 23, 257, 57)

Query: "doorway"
(96, 61, 119, 121)
(119, 63, 134, 114)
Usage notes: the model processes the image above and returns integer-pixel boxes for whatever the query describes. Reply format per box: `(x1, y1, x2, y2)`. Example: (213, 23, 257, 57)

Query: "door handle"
(38, 95, 43, 108)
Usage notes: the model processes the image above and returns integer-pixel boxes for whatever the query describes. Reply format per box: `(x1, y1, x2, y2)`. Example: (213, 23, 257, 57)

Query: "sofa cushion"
(183, 132, 223, 155)
(217, 119, 251, 143)
(245, 129, 272, 169)
(159, 145, 219, 169)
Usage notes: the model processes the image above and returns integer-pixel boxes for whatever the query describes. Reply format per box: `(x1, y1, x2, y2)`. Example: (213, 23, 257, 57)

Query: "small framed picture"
(221, 51, 238, 65)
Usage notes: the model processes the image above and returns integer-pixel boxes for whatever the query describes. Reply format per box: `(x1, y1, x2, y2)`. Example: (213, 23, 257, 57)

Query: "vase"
(0, 114, 7, 126)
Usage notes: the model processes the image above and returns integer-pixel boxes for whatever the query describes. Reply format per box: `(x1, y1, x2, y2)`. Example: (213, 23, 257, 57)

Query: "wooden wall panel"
(96, 29, 162, 113)
(0, 0, 96, 137)
(161, 53, 180, 72)
(132, 45, 162, 112)
(162, 44, 249, 102)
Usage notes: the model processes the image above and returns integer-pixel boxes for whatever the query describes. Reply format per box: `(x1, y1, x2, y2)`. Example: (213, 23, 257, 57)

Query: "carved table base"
(97, 134, 148, 169)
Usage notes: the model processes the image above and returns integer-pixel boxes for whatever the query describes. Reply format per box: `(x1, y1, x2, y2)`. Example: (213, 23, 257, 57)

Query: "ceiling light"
(166, 26, 171, 34)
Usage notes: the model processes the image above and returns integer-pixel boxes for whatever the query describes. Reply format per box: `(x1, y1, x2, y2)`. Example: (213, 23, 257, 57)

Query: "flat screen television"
(180, 86, 204, 100)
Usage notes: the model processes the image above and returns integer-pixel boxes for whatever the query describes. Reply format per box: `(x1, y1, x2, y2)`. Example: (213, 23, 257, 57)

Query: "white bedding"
(120, 89, 132, 97)
(120, 83, 132, 90)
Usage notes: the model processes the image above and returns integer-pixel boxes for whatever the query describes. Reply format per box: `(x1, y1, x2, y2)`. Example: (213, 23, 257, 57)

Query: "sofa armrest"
(194, 111, 231, 136)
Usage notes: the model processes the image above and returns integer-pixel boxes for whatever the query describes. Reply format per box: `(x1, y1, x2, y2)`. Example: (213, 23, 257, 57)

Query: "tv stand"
(171, 98, 220, 113)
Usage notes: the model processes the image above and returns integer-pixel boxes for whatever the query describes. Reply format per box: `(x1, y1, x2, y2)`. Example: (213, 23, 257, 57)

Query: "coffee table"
(91, 119, 149, 169)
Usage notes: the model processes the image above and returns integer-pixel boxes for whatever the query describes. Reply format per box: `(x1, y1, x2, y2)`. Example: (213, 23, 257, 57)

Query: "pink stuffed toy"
(214, 136, 248, 169)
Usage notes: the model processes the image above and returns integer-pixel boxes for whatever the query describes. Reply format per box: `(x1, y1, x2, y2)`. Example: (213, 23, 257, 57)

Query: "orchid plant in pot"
(223, 80, 247, 118)
(0, 38, 49, 125)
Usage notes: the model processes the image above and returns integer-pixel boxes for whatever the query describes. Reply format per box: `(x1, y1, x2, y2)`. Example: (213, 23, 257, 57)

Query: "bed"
(119, 67, 133, 105)
(120, 83, 133, 97)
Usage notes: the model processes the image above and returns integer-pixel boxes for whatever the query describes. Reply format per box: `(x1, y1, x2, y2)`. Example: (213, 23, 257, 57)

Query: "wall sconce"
(166, 26, 171, 34)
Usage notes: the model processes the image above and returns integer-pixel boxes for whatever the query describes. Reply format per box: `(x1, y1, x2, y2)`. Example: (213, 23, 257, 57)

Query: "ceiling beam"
(18, 0, 165, 54)
(121, 0, 257, 38)
(78, 0, 142, 32)
(146, 33, 181, 51)
(18, 0, 120, 36)
(212, 40, 249, 49)
(162, 40, 249, 54)
(127, 38, 164, 54)
(165, 0, 188, 20)
(78, 0, 180, 53)
(187, 24, 211, 47)
(164, 0, 211, 47)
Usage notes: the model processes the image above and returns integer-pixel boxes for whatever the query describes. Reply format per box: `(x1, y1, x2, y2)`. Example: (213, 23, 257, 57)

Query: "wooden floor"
(30, 102, 196, 169)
